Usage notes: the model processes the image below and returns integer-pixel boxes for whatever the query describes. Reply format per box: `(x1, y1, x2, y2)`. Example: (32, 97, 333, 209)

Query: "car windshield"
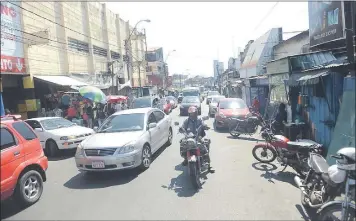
(208, 91, 219, 96)
(182, 91, 199, 96)
(132, 98, 152, 108)
(98, 113, 145, 133)
(40, 118, 75, 130)
(182, 96, 200, 103)
(219, 99, 247, 109)
(211, 96, 223, 103)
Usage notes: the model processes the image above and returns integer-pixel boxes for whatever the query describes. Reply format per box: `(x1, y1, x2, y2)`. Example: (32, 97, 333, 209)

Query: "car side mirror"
(174, 122, 179, 126)
(202, 116, 209, 121)
(148, 123, 157, 129)
(34, 128, 43, 132)
(93, 126, 98, 132)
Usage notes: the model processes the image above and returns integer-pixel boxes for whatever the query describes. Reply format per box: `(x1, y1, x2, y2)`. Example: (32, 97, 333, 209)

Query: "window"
(68, 37, 89, 53)
(154, 111, 165, 122)
(1, 128, 17, 150)
(12, 122, 37, 141)
(97, 113, 145, 132)
(110, 51, 121, 60)
(147, 113, 156, 125)
(93, 45, 107, 57)
(25, 120, 42, 129)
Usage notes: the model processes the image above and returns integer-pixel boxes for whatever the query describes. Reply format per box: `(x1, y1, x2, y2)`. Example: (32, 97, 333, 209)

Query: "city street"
(2, 104, 309, 220)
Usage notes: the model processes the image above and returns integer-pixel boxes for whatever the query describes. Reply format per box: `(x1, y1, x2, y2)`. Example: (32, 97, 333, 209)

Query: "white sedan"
(75, 107, 173, 172)
(25, 117, 94, 157)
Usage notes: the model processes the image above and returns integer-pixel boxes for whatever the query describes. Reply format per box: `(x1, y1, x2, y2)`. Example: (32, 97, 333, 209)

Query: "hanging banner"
(1, 2, 26, 74)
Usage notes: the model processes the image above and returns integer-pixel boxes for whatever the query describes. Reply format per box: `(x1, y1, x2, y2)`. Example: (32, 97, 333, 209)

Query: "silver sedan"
(75, 108, 173, 172)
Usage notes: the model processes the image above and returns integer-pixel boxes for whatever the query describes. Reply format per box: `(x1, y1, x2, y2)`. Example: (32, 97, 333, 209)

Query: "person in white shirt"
(53, 106, 63, 117)
(115, 102, 122, 112)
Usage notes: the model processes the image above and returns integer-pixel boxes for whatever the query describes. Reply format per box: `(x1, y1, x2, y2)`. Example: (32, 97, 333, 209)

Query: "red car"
(1, 115, 48, 206)
(214, 98, 250, 130)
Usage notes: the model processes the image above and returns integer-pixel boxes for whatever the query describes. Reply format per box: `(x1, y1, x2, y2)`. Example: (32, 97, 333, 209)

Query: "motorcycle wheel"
(189, 162, 201, 190)
(229, 124, 240, 138)
(252, 145, 277, 163)
(318, 204, 355, 221)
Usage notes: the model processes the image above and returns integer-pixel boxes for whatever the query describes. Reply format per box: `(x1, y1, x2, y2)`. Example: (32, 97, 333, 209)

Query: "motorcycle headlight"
(75, 144, 85, 156)
(116, 144, 135, 154)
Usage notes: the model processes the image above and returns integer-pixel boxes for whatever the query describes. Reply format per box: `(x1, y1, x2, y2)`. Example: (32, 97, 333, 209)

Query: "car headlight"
(116, 145, 135, 154)
(60, 136, 68, 140)
(75, 144, 85, 156)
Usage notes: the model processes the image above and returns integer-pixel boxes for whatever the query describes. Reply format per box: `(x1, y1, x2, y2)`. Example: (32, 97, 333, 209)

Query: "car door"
(153, 110, 168, 147)
(146, 112, 160, 152)
(25, 120, 46, 149)
(0, 126, 24, 199)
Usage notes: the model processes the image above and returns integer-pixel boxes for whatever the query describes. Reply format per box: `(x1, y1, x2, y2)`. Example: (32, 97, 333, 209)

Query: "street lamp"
(162, 49, 176, 89)
(124, 19, 150, 86)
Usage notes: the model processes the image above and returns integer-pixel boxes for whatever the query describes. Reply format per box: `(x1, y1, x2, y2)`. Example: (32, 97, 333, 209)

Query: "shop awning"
(34, 75, 88, 87)
(297, 71, 330, 85)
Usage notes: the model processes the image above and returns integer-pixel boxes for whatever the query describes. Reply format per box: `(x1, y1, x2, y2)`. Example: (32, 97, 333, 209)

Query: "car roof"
(220, 98, 244, 102)
(133, 96, 157, 101)
(25, 117, 62, 121)
(112, 107, 156, 115)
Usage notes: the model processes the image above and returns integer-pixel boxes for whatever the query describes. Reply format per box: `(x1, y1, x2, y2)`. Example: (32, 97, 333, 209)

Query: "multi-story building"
(146, 47, 168, 88)
(0, 1, 147, 118)
(213, 60, 224, 80)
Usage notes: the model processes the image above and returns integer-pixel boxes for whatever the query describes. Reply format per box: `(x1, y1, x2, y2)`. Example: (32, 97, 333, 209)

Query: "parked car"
(1, 115, 48, 206)
(208, 95, 225, 117)
(25, 117, 95, 157)
(132, 96, 160, 109)
(75, 108, 173, 172)
(214, 98, 250, 130)
(206, 91, 220, 104)
(180, 96, 202, 116)
(166, 96, 178, 109)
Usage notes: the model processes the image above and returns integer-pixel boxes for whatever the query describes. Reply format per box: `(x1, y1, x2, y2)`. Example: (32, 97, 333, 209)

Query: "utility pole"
(124, 39, 131, 83)
(179, 74, 182, 89)
(344, 1, 355, 76)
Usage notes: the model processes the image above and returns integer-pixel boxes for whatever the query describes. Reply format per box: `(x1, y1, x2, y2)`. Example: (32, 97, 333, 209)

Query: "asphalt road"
(2, 103, 311, 220)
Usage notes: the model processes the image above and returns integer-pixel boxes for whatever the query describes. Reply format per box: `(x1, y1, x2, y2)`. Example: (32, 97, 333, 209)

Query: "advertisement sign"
(1, 2, 26, 74)
(308, 1, 345, 47)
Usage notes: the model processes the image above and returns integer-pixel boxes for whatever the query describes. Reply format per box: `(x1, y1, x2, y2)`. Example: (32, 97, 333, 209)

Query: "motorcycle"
(294, 147, 355, 221)
(174, 116, 211, 190)
(252, 128, 323, 177)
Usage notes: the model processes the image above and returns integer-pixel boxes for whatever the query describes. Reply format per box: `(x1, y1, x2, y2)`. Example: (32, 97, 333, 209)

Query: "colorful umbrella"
(107, 95, 128, 103)
(78, 86, 107, 104)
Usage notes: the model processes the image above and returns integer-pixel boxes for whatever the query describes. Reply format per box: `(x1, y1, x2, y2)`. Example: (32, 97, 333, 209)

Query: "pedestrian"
(114, 101, 122, 112)
(66, 105, 77, 121)
(53, 105, 63, 117)
(86, 103, 94, 128)
(96, 104, 106, 127)
(252, 96, 260, 113)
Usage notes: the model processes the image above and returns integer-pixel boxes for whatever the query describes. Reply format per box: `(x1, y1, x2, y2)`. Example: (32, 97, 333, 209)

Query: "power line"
(253, 2, 279, 32)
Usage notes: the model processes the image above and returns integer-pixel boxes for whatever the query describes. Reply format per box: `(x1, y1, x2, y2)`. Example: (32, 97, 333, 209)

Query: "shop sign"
(1, 2, 26, 74)
(308, 1, 345, 47)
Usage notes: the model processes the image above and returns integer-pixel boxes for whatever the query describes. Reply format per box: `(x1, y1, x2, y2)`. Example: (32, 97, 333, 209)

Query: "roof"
(112, 108, 154, 115)
(25, 117, 62, 121)
(34, 75, 88, 87)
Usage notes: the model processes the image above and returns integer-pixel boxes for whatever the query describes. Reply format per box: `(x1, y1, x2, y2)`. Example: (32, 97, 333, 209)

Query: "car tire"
(165, 127, 173, 146)
(14, 170, 44, 207)
(139, 145, 152, 171)
(45, 140, 59, 158)
(214, 120, 220, 131)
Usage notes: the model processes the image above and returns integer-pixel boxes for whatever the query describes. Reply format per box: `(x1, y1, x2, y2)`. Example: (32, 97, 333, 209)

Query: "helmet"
(336, 147, 355, 171)
(188, 106, 198, 119)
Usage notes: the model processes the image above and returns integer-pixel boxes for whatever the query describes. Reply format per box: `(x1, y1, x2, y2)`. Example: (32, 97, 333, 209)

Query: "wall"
(273, 31, 309, 60)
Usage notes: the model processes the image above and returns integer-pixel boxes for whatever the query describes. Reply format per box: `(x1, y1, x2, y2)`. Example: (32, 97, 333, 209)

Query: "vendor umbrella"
(78, 86, 107, 104)
(107, 95, 128, 103)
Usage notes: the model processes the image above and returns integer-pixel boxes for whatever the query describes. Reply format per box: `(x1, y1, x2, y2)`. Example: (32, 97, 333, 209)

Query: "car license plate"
(92, 161, 105, 168)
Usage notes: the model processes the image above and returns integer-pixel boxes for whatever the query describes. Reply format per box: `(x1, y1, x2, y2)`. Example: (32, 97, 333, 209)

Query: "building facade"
(213, 60, 224, 80)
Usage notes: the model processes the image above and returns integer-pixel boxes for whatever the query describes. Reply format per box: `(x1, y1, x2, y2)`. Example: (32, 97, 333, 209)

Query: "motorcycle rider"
(179, 106, 214, 172)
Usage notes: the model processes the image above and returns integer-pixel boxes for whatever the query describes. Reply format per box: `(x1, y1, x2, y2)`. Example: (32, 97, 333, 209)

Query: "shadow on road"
(295, 204, 317, 221)
(47, 149, 76, 161)
(251, 162, 297, 187)
(161, 164, 201, 198)
(227, 136, 264, 142)
(1, 198, 30, 220)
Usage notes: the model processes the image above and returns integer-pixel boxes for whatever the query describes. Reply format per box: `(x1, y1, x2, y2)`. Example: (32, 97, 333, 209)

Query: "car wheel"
(165, 127, 173, 146)
(15, 170, 44, 207)
(139, 145, 152, 170)
(45, 140, 59, 158)
(214, 120, 220, 131)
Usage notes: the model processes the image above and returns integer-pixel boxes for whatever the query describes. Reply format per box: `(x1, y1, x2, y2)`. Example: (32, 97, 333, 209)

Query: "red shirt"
(67, 107, 77, 117)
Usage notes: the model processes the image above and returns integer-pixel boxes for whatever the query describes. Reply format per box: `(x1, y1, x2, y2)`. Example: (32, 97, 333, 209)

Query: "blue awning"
(297, 70, 330, 85)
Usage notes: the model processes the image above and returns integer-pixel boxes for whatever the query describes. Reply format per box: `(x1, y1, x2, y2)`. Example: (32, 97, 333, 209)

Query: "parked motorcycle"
(294, 147, 355, 221)
(175, 116, 211, 189)
(228, 109, 264, 138)
(252, 129, 323, 177)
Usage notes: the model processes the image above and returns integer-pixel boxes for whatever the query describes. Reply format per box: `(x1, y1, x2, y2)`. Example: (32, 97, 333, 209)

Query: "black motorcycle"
(228, 109, 266, 138)
(175, 116, 211, 190)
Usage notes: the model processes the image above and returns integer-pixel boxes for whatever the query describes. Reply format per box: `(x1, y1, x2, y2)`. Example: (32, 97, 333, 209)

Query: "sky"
(105, 2, 309, 77)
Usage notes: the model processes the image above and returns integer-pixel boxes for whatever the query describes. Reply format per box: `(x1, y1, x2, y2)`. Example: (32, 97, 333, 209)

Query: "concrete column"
(115, 14, 125, 82)
(102, 4, 112, 64)
(134, 38, 139, 86)
(82, 2, 95, 74)
(125, 21, 133, 84)
(139, 38, 146, 86)
(54, 2, 69, 75)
